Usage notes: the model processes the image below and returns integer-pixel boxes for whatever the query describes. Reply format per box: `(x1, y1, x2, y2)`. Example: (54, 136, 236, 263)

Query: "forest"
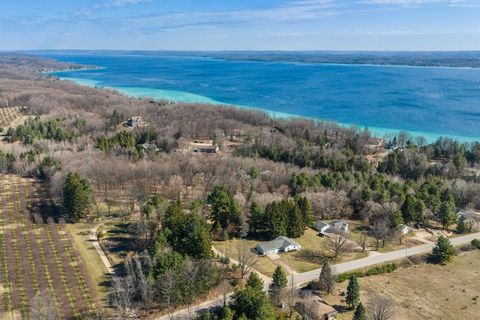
(0, 53, 480, 319)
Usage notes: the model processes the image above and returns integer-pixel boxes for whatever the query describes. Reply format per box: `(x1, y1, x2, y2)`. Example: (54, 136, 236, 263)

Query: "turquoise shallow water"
(41, 52, 480, 142)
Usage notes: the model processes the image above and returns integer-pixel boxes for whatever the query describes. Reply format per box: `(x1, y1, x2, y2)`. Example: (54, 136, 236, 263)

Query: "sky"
(1, 0, 480, 51)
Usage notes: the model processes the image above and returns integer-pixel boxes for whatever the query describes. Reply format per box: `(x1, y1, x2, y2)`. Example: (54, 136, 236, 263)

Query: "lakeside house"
(256, 236, 301, 256)
(313, 220, 349, 236)
(295, 296, 338, 320)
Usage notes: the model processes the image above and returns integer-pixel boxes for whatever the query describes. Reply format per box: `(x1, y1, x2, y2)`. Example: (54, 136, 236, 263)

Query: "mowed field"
(328, 251, 480, 320)
(0, 175, 97, 319)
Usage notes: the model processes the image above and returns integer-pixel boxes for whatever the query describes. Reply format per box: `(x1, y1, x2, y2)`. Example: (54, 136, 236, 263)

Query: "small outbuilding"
(256, 236, 301, 256)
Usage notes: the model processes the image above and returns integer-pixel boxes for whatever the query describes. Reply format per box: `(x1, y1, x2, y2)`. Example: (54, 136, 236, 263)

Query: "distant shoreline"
(49, 72, 480, 144)
(32, 50, 480, 69)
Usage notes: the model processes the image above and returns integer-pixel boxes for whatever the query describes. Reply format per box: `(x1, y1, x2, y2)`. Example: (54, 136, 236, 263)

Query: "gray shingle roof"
(257, 236, 300, 253)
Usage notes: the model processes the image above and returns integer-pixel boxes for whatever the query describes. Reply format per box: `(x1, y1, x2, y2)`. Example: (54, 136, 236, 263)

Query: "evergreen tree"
(249, 166, 259, 180)
(295, 196, 314, 228)
(438, 201, 456, 230)
(318, 261, 335, 295)
(431, 236, 455, 264)
(62, 172, 92, 222)
(361, 187, 371, 202)
(221, 307, 234, 320)
(352, 302, 366, 320)
(265, 199, 310, 239)
(265, 202, 288, 239)
(163, 201, 212, 259)
(411, 198, 426, 224)
(287, 203, 304, 238)
(389, 209, 404, 230)
(269, 266, 288, 305)
(207, 186, 242, 234)
(456, 215, 468, 234)
(346, 276, 360, 309)
(401, 194, 417, 224)
(248, 202, 266, 236)
(246, 272, 264, 292)
(230, 286, 275, 320)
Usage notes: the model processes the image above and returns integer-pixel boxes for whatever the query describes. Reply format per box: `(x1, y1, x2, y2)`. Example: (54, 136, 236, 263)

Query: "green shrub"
(337, 263, 398, 282)
(365, 263, 397, 276)
(471, 239, 480, 250)
(337, 271, 365, 283)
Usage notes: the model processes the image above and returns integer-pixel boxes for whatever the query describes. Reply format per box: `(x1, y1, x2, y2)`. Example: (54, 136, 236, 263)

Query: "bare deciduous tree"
(359, 234, 368, 253)
(368, 295, 395, 320)
(236, 241, 258, 278)
(109, 276, 135, 319)
(159, 269, 177, 319)
(282, 277, 299, 318)
(327, 233, 352, 258)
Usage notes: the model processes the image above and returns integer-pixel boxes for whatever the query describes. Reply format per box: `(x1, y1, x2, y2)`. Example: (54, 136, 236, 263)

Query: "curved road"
(157, 232, 480, 319)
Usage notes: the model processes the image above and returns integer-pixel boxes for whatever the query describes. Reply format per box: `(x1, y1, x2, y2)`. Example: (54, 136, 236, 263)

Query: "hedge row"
(337, 263, 397, 282)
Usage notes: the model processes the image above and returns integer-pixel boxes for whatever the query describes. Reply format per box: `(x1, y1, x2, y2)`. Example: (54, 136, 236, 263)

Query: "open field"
(326, 251, 480, 320)
(0, 174, 98, 319)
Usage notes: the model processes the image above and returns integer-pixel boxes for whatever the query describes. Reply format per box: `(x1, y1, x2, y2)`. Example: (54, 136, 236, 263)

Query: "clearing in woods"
(0, 174, 98, 319)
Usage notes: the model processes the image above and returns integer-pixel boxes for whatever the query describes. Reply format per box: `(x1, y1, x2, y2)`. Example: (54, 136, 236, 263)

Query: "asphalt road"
(157, 231, 480, 319)
(291, 231, 480, 286)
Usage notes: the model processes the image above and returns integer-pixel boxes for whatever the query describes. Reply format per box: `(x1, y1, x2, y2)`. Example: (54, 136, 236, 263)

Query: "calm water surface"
(42, 53, 480, 141)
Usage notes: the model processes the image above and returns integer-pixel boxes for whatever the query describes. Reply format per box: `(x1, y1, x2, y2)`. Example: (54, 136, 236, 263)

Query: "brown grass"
(326, 251, 480, 320)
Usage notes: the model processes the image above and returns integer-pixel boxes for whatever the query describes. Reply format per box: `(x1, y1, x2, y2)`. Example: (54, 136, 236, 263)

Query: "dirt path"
(90, 226, 115, 275)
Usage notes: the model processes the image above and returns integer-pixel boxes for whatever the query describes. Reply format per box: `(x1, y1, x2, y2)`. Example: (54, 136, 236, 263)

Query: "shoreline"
(50, 74, 480, 144)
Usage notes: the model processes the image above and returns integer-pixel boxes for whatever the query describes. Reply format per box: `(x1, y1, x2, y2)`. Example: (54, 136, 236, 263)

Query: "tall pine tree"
(269, 265, 288, 306)
(207, 186, 242, 235)
(248, 202, 266, 236)
(319, 261, 335, 295)
(431, 236, 455, 264)
(346, 275, 360, 309)
(353, 302, 366, 320)
(62, 172, 92, 222)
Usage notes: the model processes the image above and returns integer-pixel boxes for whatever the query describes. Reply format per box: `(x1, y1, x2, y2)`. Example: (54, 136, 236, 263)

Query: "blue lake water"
(41, 52, 480, 142)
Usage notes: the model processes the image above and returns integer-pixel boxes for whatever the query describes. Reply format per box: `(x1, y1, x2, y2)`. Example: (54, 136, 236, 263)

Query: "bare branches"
(235, 241, 259, 279)
(327, 233, 352, 258)
(368, 295, 395, 320)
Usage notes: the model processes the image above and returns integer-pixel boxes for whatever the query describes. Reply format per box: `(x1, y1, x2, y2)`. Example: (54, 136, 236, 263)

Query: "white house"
(256, 236, 301, 256)
(313, 220, 349, 236)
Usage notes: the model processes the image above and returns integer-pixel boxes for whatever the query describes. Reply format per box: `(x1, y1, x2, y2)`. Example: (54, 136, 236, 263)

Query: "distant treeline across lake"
(41, 51, 480, 142)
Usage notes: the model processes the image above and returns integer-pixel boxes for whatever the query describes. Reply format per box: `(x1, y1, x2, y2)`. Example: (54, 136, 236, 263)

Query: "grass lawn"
(213, 228, 368, 276)
(325, 251, 480, 320)
(66, 222, 112, 300)
(348, 220, 425, 253)
(213, 238, 279, 277)
(100, 219, 134, 269)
